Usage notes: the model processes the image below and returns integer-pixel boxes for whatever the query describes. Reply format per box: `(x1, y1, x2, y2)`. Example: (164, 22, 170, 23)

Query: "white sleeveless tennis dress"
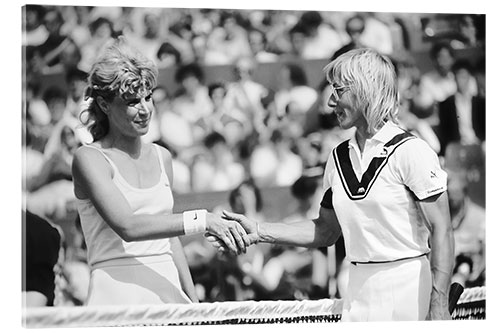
(77, 144, 191, 305)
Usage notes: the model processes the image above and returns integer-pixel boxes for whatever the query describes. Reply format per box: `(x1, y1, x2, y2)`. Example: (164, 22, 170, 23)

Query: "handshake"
(203, 210, 260, 255)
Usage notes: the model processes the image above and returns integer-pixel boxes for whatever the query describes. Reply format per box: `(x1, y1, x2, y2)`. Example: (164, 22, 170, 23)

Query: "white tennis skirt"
(86, 254, 192, 305)
(341, 255, 432, 322)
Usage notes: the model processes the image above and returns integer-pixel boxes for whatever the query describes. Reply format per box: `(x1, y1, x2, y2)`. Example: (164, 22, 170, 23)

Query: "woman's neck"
(355, 125, 372, 154)
(102, 132, 143, 159)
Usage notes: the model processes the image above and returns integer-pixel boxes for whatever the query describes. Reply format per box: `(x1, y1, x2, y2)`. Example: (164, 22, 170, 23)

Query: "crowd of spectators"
(22, 5, 486, 305)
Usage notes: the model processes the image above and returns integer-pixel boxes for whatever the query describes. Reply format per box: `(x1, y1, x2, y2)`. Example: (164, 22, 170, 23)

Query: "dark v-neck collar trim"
(333, 132, 416, 200)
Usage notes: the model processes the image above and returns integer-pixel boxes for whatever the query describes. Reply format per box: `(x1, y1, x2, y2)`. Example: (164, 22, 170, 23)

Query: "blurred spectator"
(201, 82, 249, 149)
(23, 210, 62, 307)
(36, 9, 74, 72)
(437, 59, 485, 156)
(23, 5, 49, 46)
(358, 12, 395, 55)
(158, 91, 196, 153)
(128, 12, 163, 63)
(450, 14, 481, 49)
(250, 129, 302, 188)
(274, 62, 318, 120)
(296, 132, 326, 176)
(171, 63, 213, 143)
(204, 11, 252, 65)
(42, 85, 67, 129)
(447, 170, 485, 287)
(156, 42, 182, 68)
(64, 67, 88, 119)
(167, 20, 197, 64)
(284, 22, 308, 61)
(79, 17, 115, 72)
(285, 175, 329, 299)
(224, 56, 269, 134)
(413, 41, 476, 124)
(22, 124, 45, 192)
(25, 78, 51, 128)
(263, 10, 299, 55)
(191, 131, 245, 192)
(247, 28, 280, 63)
(25, 122, 80, 220)
(331, 14, 367, 60)
(42, 71, 92, 159)
(298, 11, 344, 60)
(60, 6, 93, 49)
(391, 52, 441, 153)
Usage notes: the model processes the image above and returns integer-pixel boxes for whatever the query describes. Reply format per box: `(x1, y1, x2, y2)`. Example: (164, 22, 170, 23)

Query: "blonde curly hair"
(80, 37, 158, 141)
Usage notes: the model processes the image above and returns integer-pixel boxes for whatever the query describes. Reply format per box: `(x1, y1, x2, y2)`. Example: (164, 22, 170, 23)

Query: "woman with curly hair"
(72, 37, 249, 305)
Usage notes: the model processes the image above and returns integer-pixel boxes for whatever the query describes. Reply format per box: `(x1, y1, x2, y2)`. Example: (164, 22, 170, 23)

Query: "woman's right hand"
(205, 212, 250, 255)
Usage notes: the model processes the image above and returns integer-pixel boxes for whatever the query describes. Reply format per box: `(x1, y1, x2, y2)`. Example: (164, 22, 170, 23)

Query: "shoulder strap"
(83, 144, 119, 176)
(333, 131, 415, 200)
(153, 144, 170, 186)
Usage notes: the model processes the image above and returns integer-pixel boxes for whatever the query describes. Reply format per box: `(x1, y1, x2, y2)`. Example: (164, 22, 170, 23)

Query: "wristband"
(183, 209, 207, 235)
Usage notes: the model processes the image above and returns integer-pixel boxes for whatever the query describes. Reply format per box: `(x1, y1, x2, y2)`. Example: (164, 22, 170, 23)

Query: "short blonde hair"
(81, 37, 158, 141)
(324, 48, 399, 135)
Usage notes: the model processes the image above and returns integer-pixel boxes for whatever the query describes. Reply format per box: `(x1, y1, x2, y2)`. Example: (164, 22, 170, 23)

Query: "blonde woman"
(72, 38, 249, 305)
(218, 48, 454, 321)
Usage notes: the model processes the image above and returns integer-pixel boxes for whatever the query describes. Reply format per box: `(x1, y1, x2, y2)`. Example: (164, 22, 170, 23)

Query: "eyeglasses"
(329, 84, 350, 103)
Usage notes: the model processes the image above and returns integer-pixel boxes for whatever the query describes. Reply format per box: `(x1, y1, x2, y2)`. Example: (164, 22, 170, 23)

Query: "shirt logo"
(430, 171, 437, 179)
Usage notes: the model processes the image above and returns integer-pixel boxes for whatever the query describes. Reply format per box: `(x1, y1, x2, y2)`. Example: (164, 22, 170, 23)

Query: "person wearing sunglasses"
(215, 48, 454, 321)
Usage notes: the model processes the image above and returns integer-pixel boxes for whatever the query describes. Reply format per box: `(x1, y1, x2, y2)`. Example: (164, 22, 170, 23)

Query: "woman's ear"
(96, 96, 110, 115)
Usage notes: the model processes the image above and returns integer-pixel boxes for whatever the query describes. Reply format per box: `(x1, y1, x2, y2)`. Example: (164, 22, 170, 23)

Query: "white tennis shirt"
(322, 122, 447, 263)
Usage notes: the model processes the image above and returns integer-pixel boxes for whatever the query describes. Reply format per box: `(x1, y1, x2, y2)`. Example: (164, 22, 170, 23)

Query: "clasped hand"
(204, 211, 259, 255)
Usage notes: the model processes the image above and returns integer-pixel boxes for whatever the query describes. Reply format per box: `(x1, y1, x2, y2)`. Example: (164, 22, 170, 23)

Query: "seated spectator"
(23, 5, 49, 47)
(247, 28, 279, 63)
(200, 82, 249, 149)
(285, 175, 329, 299)
(358, 12, 395, 55)
(204, 10, 252, 65)
(191, 131, 245, 192)
(413, 41, 477, 125)
(447, 170, 485, 287)
(282, 22, 308, 62)
(274, 62, 318, 119)
(262, 10, 298, 55)
(250, 129, 302, 188)
(64, 67, 88, 119)
(79, 17, 115, 72)
(60, 6, 93, 49)
(171, 63, 212, 141)
(22, 123, 45, 192)
(25, 78, 51, 128)
(42, 82, 92, 159)
(36, 9, 71, 71)
(127, 11, 163, 64)
(156, 42, 182, 68)
(296, 132, 326, 176)
(391, 52, 441, 153)
(331, 14, 367, 60)
(297, 11, 343, 60)
(26, 124, 80, 220)
(166, 20, 197, 64)
(224, 56, 269, 135)
(23, 210, 62, 307)
(437, 59, 485, 156)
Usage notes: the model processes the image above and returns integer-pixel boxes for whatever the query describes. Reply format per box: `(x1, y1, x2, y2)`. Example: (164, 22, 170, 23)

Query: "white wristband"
(182, 209, 207, 235)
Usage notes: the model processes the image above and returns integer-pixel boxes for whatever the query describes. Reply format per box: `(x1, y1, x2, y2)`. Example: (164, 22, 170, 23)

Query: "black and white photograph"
(11, 0, 494, 330)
